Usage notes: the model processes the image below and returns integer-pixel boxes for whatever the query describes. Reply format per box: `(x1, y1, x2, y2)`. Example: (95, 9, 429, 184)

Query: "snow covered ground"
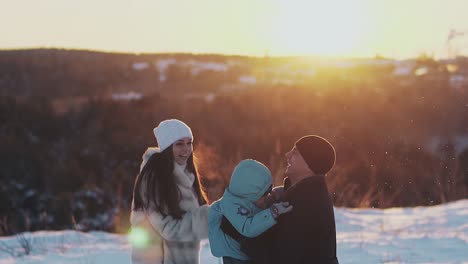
(1, 199, 467, 264)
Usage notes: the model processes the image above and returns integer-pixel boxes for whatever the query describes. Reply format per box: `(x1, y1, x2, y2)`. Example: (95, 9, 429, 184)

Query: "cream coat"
(130, 148, 208, 264)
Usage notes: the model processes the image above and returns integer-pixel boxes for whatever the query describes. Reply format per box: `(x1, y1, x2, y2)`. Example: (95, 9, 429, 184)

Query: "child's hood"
(227, 159, 273, 202)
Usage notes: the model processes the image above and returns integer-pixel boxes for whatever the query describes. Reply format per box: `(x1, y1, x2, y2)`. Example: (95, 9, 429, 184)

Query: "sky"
(1, 0, 468, 58)
(0, 199, 467, 263)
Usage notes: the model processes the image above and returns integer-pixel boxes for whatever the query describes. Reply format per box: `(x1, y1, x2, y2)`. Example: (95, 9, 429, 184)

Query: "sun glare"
(128, 227, 149, 248)
(268, 1, 368, 57)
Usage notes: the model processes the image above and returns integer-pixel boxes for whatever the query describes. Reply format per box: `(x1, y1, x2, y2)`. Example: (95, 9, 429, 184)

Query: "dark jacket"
(241, 176, 339, 264)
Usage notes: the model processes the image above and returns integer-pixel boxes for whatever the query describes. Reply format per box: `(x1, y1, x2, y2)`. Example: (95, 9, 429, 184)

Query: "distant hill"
(2, 48, 468, 101)
(0, 49, 246, 98)
(1, 49, 468, 235)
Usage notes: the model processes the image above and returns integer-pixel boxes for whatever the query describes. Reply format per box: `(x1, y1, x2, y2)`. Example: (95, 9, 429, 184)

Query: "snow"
(183, 93, 216, 103)
(393, 61, 415, 76)
(238, 76, 256, 85)
(154, 59, 229, 80)
(1, 200, 467, 263)
(111, 92, 143, 101)
(427, 135, 468, 156)
(185, 60, 229, 75)
(414, 67, 429, 76)
(335, 200, 468, 263)
(450, 74, 468, 89)
(132, 62, 149, 71)
(155, 59, 177, 82)
(155, 59, 176, 72)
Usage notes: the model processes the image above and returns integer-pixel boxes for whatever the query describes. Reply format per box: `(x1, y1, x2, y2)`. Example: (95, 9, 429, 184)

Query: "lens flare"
(128, 227, 149, 248)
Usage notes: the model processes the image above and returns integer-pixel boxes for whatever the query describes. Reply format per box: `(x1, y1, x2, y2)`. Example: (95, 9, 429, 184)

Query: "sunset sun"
(267, 1, 367, 56)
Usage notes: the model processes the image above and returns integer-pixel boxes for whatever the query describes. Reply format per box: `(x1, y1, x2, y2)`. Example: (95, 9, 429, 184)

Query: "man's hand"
(270, 186, 284, 202)
(270, 202, 293, 220)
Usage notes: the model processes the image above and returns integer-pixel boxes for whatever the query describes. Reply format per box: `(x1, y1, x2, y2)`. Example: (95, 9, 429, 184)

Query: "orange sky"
(1, 0, 467, 58)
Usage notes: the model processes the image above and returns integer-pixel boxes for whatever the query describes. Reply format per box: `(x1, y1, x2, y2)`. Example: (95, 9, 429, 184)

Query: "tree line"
(0, 50, 467, 235)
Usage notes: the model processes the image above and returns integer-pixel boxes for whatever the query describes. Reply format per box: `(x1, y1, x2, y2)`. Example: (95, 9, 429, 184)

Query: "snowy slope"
(0, 200, 467, 264)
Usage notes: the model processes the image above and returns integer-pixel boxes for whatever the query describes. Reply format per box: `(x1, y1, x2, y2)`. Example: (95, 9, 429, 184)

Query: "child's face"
(254, 194, 271, 209)
(254, 186, 273, 209)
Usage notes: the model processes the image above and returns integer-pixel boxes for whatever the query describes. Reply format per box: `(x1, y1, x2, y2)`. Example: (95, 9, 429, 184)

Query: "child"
(208, 159, 292, 264)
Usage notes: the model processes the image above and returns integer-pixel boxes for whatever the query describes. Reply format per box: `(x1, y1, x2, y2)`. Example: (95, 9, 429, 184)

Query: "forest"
(1, 49, 467, 235)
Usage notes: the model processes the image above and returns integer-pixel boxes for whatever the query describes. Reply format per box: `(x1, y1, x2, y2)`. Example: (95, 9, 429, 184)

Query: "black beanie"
(295, 135, 336, 175)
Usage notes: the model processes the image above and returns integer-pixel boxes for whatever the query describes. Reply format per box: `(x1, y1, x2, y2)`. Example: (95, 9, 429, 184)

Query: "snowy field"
(1, 199, 467, 264)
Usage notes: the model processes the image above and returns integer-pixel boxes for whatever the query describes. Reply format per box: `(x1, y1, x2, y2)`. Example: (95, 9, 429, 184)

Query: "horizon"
(2, 0, 468, 59)
(2, 47, 466, 61)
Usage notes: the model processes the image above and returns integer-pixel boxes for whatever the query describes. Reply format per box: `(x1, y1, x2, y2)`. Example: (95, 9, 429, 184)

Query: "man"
(231, 135, 339, 264)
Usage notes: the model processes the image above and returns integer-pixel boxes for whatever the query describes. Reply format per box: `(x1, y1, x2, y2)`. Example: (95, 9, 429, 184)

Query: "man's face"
(285, 146, 311, 180)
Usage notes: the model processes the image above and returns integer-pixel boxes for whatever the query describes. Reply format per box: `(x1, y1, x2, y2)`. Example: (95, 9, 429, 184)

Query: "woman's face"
(172, 137, 193, 165)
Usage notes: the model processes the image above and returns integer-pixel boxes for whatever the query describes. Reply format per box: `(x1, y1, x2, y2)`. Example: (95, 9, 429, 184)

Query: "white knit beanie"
(153, 119, 193, 151)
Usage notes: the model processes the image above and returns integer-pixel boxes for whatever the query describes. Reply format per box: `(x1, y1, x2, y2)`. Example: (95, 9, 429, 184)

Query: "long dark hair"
(132, 145, 206, 219)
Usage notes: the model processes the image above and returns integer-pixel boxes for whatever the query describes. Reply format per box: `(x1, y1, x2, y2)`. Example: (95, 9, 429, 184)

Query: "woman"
(130, 119, 208, 264)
